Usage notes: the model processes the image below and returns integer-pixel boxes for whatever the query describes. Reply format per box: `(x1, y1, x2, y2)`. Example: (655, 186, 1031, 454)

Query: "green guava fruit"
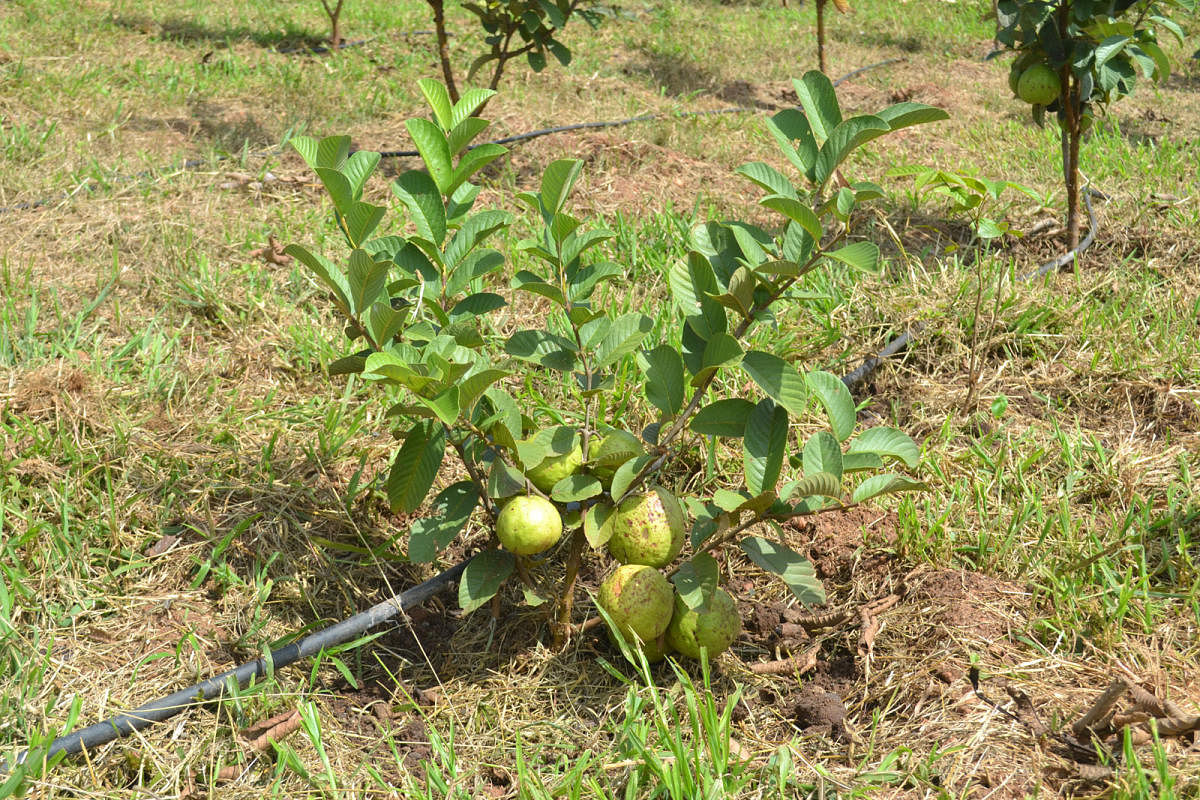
(591, 429, 644, 484)
(1017, 64, 1061, 106)
(607, 486, 685, 568)
(665, 588, 742, 660)
(526, 444, 583, 492)
(1008, 51, 1040, 95)
(597, 564, 675, 650)
(496, 495, 563, 555)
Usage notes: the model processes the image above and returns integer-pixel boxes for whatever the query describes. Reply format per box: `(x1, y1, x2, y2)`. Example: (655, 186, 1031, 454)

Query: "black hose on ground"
(3, 557, 472, 772)
(841, 185, 1102, 390)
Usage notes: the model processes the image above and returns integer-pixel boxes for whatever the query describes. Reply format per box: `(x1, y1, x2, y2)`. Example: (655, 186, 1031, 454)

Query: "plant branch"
(448, 431, 498, 522)
(428, 0, 459, 103)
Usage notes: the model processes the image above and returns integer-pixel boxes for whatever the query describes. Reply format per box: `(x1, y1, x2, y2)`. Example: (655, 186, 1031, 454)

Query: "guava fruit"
(607, 486, 685, 568)
(496, 495, 563, 555)
(1008, 51, 1040, 95)
(526, 444, 583, 492)
(1017, 64, 1061, 106)
(591, 429, 644, 484)
(597, 564, 675, 650)
(665, 588, 741, 660)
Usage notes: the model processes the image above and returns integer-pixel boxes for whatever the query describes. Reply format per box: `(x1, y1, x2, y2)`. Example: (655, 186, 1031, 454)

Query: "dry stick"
(749, 644, 820, 676)
(244, 710, 303, 753)
(1003, 684, 1050, 739)
(1071, 678, 1129, 737)
(789, 609, 852, 631)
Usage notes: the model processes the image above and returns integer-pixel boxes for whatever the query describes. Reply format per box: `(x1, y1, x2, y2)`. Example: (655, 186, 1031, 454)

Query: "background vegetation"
(1, 0, 1198, 796)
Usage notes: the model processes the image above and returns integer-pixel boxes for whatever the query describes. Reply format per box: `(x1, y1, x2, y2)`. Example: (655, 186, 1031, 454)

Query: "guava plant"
(284, 74, 945, 660)
(996, 0, 1195, 250)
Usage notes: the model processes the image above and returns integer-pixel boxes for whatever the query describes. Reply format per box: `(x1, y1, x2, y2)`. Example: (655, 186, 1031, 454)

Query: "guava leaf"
(551, 474, 602, 502)
(387, 422, 446, 514)
(739, 536, 825, 606)
(408, 481, 478, 562)
(847, 427, 921, 468)
(743, 399, 788, 495)
(459, 549, 514, 614)
(803, 431, 843, 481)
(851, 474, 927, 504)
(583, 502, 618, 548)
(672, 552, 720, 613)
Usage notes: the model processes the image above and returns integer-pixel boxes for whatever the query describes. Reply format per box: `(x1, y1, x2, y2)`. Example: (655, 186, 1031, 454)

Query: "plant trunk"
(816, 0, 827, 73)
(429, 0, 460, 103)
(1056, 3, 1081, 252)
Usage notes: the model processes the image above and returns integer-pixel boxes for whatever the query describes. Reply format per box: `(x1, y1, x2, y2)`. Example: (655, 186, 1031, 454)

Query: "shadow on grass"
(111, 13, 331, 53)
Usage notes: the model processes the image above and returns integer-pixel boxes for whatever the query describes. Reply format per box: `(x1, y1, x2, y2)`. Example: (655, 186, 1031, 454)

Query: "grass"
(2, 0, 1200, 796)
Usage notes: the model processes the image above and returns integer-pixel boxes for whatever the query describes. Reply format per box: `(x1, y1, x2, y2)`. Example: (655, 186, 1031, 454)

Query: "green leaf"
(874, 102, 950, 133)
(459, 549, 514, 614)
(805, 370, 856, 442)
(551, 474, 603, 502)
(794, 71, 842, 144)
(1095, 34, 1131, 69)
(814, 115, 892, 186)
(446, 117, 490, 160)
(766, 109, 818, 178)
(741, 351, 808, 417)
(342, 150, 381, 198)
(415, 386, 460, 426)
(735, 161, 797, 198)
(339, 201, 386, 248)
(487, 460, 526, 499)
(291, 134, 349, 171)
(405, 118, 453, 193)
(449, 143, 508, 197)
(457, 368, 509, 412)
(739, 536, 825, 605)
(387, 422, 446, 513)
(595, 313, 654, 368)
(824, 241, 880, 274)
(848, 427, 921, 469)
(284, 244, 351, 310)
(743, 399, 788, 495)
(841, 451, 884, 472)
(444, 210, 511, 270)
(610, 455, 654, 501)
(758, 195, 822, 242)
(691, 398, 755, 437)
(639, 345, 685, 415)
(583, 503, 618, 548)
(449, 292, 506, 320)
(851, 474, 926, 504)
(392, 170, 447, 246)
(346, 248, 390, 315)
(803, 431, 843, 481)
(539, 159, 584, 218)
(671, 552, 719, 613)
(417, 77, 455, 130)
(451, 88, 498, 130)
(699, 332, 743, 373)
(782, 471, 842, 502)
(504, 330, 579, 371)
(407, 481, 478, 562)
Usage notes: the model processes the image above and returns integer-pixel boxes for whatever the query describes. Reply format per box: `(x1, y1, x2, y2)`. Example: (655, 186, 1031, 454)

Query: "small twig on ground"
(857, 592, 900, 676)
(1072, 678, 1129, 737)
(241, 709, 302, 752)
(1003, 684, 1049, 739)
(786, 609, 852, 631)
(249, 235, 292, 267)
(749, 644, 820, 676)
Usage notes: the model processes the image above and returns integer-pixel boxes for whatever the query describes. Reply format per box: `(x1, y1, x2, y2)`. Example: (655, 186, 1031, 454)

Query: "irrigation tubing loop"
(0, 58, 903, 217)
(3, 558, 471, 773)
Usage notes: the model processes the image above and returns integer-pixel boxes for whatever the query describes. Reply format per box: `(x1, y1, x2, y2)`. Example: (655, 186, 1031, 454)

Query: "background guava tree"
(282, 75, 945, 658)
(996, 0, 1195, 251)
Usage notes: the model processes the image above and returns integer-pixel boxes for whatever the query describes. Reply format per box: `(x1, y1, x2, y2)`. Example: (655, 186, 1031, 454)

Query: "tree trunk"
(429, 0, 460, 103)
(816, 0, 827, 73)
(1057, 3, 1080, 251)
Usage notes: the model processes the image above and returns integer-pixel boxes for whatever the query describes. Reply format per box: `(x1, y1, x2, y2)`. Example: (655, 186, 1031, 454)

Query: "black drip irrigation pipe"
(841, 185, 1102, 391)
(0, 58, 903, 216)
(3, 558, 471, 772)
